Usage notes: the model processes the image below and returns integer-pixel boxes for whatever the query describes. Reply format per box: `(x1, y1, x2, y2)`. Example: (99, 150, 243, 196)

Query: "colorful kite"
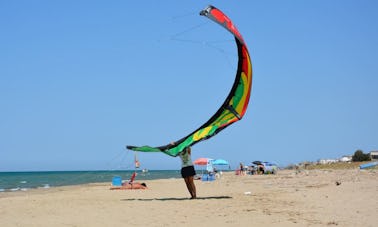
(127, 5, 253, 157)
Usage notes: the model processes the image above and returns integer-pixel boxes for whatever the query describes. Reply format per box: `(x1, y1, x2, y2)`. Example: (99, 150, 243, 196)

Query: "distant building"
(318, 159, 337, 164)
(370, 151, 378, 160)
(339, 156, 352, 162)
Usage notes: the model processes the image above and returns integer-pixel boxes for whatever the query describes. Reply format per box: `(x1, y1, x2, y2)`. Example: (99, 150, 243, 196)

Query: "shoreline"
(0, 169, 183, 192)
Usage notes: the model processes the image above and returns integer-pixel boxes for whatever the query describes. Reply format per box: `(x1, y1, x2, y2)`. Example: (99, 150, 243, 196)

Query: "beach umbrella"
(194, 158, 214, 175)
(194, 157, 212, 165)
(253, 161, 262, 165)
(212, 159, 229, 165)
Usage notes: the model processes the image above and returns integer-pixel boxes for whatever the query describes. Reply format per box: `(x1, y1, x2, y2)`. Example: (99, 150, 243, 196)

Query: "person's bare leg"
(188, 176, 196, 199)
(184, 177, 194, 198)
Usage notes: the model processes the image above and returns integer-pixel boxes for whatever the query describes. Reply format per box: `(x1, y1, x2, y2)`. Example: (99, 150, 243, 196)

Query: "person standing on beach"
(179, 146, 197, 199)
(239, 162, 245, 175)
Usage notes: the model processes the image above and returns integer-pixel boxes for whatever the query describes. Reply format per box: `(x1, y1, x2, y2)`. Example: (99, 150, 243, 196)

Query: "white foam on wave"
(41, 184, 50, 189)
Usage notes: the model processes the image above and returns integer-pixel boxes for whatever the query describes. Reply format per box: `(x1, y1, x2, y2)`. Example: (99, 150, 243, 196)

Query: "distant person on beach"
(178, 146, 197, 199)
(109, 182, 148, 190)
(122, 182, 147, 189)
(257, 164, 265, 174)
(128, 171, 137, 184)
(239, 162, 245, 175)
(115, 172, 147, 190)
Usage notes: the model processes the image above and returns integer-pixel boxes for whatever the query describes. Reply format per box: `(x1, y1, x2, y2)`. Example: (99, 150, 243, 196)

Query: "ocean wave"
(41, 184, 50, 189)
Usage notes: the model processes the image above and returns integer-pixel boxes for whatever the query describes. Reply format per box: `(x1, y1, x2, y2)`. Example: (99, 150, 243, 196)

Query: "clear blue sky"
(1, 1, 377, 171)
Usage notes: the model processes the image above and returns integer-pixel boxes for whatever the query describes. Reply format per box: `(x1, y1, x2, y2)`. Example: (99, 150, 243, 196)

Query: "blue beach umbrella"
(212, 159, 229, 165)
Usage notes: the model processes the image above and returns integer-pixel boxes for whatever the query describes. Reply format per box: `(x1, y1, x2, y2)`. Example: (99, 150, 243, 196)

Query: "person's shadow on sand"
(122, 196, 232, 201)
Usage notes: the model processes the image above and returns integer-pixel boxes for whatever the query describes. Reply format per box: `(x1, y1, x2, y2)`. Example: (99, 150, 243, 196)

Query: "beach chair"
(201, 173, 215, 182)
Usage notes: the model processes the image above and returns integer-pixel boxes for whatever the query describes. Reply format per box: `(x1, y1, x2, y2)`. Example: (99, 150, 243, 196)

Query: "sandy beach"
(0, 168, 377, 227)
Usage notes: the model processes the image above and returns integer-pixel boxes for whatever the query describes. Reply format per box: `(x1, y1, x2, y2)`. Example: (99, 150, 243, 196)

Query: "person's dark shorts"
(181, 165, 196, 178)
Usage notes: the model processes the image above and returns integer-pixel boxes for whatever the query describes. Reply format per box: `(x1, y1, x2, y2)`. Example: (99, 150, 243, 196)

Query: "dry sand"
(0, 168, 377, 227)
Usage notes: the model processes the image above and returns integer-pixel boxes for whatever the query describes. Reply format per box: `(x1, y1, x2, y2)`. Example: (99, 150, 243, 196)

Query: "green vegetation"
(352, 150, 371, 162)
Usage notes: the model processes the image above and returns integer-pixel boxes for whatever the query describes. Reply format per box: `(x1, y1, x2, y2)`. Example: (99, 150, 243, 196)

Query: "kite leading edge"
(126, 5, 253, 157)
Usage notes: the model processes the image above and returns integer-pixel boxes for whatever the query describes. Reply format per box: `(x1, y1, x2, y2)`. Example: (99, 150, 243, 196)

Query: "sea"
(0, 170, 181, 192)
